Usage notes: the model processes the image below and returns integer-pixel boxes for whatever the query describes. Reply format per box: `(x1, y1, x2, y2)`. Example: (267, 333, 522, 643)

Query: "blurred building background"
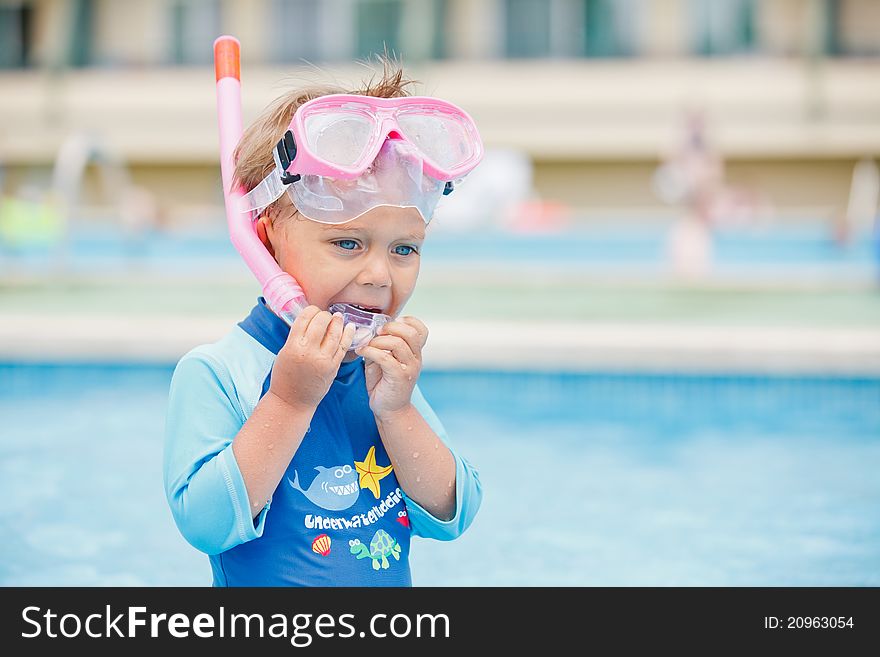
(1, 0, 879, 231)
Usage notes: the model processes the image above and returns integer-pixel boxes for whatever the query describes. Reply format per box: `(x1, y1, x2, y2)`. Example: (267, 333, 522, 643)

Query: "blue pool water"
(4, 223, 877, 281)
(1, 363, 878, 586)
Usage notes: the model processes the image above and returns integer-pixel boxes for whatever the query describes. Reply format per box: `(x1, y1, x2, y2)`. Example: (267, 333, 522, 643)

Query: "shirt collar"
(238, 297, 288, 355)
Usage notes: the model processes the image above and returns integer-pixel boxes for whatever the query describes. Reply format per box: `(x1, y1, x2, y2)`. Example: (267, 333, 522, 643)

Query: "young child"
(163, 62, 483, 586)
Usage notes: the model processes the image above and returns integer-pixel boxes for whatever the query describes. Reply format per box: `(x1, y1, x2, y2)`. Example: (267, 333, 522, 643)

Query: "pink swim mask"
(240, 93, 484, 224)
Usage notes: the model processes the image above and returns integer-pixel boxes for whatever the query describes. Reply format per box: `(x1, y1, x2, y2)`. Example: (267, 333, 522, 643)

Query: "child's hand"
(355, 316, 428, 421)
(269, 306, 356, 412)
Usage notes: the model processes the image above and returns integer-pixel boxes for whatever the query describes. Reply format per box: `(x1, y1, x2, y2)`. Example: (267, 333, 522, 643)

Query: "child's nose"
(356, 252, 392, 287)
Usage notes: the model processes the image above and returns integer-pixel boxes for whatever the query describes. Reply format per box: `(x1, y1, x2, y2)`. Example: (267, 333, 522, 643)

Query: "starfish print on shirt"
(354, 445, 394, 499)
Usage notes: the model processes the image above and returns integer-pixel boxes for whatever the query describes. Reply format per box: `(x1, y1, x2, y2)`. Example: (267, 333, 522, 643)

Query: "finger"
(363, 334, 416, 366)
(332, 322, 357, 360)
(303, 310, 334, 345)
(356, 344, 401, 373)
(320, 312, 344, 352)
(288, 305, 321, 340)
(399, 316, 429, 348)
(340, 322, 357, 352)
(378, 320, 424, 357)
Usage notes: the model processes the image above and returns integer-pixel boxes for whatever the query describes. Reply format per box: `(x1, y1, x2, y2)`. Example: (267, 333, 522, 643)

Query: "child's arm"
(231, 390, 314, 519)
(406, 385, 482, 540)
(164, 307, 355, 554)
(375, 401, 457, 520)
(357, 317, 481, 529)
(233, 306, 356, 518)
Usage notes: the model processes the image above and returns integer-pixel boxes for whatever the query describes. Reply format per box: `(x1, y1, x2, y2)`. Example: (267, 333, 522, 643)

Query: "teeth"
(347, 303, 379, 313)
(330, 483, 357, 496)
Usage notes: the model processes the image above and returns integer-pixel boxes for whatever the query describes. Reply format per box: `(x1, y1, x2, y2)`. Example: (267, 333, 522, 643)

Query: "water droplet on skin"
(267, 443, 274, 450)
(407, 426, 413, 431)
(412, 452, 419, 459)
(263, 422, 270, 428)
(400, 363, 408, 370)
(416, 476, 421, 483)
(448, 481, 453, 488)
(434, 443, 439, 450)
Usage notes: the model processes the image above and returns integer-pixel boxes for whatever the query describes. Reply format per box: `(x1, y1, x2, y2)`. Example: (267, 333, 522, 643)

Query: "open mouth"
(328, 302, 392, 338)
(339, 303, 384, 315)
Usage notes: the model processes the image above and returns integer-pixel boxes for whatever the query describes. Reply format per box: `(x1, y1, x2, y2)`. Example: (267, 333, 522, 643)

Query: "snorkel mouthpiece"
(329, 303, 391, 350)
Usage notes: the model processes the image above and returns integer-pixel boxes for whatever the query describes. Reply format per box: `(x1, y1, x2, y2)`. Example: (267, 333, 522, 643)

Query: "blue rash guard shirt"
(163, 298, 482, 586)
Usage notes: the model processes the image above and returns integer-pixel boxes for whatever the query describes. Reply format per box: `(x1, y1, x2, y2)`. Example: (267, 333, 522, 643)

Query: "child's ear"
(256, 215, 276, 258)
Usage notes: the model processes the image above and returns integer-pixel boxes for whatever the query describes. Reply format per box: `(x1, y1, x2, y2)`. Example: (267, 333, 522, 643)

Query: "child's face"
(263, 205, 426, 320)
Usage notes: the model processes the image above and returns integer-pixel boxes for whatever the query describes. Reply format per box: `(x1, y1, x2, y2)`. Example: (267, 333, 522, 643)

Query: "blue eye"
(334, 239, 359, 251)
(394, 244, 418, 256)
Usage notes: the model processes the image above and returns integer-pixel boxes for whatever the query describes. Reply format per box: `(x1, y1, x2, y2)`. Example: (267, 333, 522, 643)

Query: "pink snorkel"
(213, 36, 392, 348)
(213, 35, 307, 326)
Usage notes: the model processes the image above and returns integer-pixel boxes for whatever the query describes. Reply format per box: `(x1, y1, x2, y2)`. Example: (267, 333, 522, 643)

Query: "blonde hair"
(233, 56, 418, 221)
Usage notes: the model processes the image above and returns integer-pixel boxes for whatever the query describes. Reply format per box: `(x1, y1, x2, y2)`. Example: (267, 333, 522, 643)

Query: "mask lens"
(303, 112, 374, 167)
(396, 110, 475, 171)
(288, 139, 444, 225)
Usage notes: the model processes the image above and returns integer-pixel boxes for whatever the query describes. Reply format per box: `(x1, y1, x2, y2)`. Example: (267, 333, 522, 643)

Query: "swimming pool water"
(1, 364, 877, 586)
(5, 223, 877, 280)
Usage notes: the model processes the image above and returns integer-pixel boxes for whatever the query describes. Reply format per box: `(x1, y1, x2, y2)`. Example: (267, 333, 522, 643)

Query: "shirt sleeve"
(402, 384, 483, 541)
(163, 351, 270, 555)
